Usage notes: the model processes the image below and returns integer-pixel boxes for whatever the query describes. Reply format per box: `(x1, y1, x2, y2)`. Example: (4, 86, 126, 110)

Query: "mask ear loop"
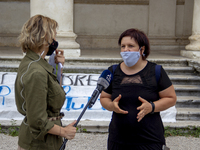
(139, 47, 145, 57)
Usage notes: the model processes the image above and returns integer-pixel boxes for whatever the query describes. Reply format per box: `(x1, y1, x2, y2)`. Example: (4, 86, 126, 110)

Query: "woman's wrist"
(150, 101, 155, 114)
(59, 126, 62, 136)
(109, 101, 116, 112)
(59, 127, 64, 137)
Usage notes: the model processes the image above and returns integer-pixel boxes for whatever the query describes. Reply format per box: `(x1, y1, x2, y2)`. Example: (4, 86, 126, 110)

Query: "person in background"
(15, 14, 76, 150)
(100, 28, 176, 150)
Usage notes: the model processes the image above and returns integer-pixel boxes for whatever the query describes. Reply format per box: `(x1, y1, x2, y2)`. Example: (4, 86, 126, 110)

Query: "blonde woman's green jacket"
(15, 50, 66, 150)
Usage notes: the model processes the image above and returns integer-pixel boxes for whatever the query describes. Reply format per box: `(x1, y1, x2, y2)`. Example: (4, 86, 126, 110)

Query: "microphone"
(88, 69, 113, 108)
(59, 69, 113, 150)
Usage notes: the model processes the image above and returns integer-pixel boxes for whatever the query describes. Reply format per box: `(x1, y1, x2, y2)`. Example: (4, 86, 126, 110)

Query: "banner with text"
(0, 72, 176, 122)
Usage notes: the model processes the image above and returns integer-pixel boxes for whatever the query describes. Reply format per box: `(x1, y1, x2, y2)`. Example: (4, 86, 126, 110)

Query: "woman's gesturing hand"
(137, 96, 152, 122)
(112, 94, 128, 114)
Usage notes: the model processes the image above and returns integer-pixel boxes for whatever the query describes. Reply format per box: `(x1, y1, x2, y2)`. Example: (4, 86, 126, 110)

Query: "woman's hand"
(137, 96, 152, 122)
(100, 92, 128, 114)
(55, 49, 65, 66)
(62, 120, 77, 140)
(136, 85, 177, 122)
(112, 94, 128, 114)
(47, 121, 77, 140)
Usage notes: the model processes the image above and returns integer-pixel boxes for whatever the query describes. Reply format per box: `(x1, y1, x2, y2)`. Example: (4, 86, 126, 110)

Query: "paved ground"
(0, 133, 200, 150)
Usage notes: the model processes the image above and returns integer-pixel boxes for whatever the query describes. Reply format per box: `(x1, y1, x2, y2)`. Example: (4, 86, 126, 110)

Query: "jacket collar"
(25, 49, 54, 74)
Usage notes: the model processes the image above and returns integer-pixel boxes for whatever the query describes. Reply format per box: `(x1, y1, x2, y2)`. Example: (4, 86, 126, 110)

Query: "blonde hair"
(18, 14, 58, 53)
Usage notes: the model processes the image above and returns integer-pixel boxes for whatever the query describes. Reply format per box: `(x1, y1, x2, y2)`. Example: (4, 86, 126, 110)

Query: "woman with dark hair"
(100, 28, 176, 150)
(15, 15, 76, 150)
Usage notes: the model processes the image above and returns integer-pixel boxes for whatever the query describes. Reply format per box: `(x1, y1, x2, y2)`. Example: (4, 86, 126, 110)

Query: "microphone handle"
(59, 87, 102, 150)
(59, 139, 67, 150)
(59, 102, 89, 150)
(88, 85, 104, 108)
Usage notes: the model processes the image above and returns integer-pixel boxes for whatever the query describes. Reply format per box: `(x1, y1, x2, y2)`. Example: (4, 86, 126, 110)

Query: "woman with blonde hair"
(15, 14, 76, 150)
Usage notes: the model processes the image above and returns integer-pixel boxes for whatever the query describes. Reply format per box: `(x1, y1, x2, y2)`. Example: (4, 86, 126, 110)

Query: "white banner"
(0, 72, 176, 122)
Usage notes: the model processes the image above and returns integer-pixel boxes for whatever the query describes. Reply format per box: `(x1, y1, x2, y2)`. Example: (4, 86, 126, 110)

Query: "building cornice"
(74, 0, 149, 5)
(74, 0, 185, 5)
(177, 0, 185, 5)
(0, 0, 29, 2)
(0, 0, 185, 5)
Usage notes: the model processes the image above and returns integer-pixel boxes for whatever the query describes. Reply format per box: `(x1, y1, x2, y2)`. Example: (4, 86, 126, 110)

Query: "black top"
(104, 61, 172, 146)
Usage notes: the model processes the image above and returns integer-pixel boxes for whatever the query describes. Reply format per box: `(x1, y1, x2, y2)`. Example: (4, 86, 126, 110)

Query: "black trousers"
(108, 139, 163, 150)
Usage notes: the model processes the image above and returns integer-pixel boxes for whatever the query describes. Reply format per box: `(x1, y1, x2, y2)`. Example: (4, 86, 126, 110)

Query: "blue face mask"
(120, 50, 141, 67)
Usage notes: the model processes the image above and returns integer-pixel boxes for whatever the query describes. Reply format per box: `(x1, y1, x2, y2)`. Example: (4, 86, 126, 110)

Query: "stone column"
(30, 0, 80, 57)
(148, 0, 176, 37)
(181, 0, 200, 59)
(148, 0, 177, 50)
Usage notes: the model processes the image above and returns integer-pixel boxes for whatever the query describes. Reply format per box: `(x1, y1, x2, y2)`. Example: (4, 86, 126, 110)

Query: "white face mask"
(120, 49, 141, 67)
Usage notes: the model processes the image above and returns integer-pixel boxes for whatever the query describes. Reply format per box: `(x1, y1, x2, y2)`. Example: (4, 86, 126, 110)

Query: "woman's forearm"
(153, 97, 176, 112)
(47, 124, 62, 136)
(100, 97, 114, 111)
(154, 85, 177, 112)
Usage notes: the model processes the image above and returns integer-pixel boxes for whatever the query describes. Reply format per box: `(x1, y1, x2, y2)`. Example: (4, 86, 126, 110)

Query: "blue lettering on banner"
(0, 85, 11, 105)
(64, 96, 105, 111)
(63, 85, 71, 94)
(65, 96, 73, 111)
(71, 101, 84, 110)
(62, 85, 106, 111)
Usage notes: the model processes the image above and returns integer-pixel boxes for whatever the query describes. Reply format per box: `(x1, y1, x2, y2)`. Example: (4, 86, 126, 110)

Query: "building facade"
(1, 0, 199, 58)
